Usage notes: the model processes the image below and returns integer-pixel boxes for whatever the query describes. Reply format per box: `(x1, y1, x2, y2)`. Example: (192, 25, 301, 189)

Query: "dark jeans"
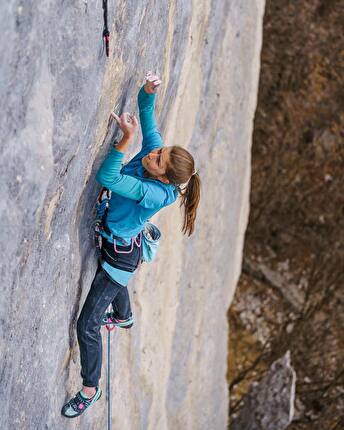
(76, 265, 132, 387)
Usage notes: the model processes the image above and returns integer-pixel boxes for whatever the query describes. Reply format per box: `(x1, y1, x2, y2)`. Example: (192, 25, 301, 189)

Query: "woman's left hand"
(144, 71, 162, 94)
(111, 112, 138, 138)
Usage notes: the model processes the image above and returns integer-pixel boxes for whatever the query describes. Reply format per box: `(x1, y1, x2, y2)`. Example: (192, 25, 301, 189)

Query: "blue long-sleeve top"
(95, 86, 178, 286)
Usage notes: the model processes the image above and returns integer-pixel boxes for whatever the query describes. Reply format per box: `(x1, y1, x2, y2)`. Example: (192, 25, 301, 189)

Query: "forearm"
(138, 86, 157, 137)
(115, 134, 133, 153)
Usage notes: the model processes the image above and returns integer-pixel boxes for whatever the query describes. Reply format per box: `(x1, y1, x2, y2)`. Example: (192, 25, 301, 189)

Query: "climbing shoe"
(61, 387, 102, 418)
(102, 311, 134, 329)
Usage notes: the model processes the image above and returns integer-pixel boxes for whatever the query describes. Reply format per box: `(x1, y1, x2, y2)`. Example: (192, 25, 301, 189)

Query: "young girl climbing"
(61, 72, 201, 418)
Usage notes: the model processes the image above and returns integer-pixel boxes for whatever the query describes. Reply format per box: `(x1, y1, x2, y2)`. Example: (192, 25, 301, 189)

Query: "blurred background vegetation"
(228, 0, 344, 428)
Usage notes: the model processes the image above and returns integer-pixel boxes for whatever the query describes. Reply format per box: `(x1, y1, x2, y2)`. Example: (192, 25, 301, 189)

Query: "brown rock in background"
(231, 352, 296, 430)
(0, 1, 266, 429)
(229, 1, 344, 429)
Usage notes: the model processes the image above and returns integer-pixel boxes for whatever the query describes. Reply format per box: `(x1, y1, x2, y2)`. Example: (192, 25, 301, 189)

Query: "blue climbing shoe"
(61, 387, 102, 418)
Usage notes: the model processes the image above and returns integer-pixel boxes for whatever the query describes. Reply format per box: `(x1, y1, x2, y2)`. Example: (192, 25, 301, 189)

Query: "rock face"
(0, 1, 265, 429)
(231, 352, 296, 430)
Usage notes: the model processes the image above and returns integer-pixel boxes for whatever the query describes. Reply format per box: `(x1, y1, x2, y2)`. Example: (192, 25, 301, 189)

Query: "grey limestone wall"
(0, 1, 265, 429)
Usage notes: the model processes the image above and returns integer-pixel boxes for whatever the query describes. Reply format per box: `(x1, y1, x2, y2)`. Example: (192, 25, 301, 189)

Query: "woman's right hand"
(144, 71, 162, 94)
(111, 112, 138, 138)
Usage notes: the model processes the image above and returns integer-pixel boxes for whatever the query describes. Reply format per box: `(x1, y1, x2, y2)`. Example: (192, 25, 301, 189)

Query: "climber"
(61, 71, 201, 418)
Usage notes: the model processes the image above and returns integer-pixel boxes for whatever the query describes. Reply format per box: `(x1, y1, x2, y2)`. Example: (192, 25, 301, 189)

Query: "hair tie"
(192, 169, 197, 176)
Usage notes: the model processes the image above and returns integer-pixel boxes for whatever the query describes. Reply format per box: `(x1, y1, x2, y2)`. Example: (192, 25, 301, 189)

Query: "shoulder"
(137, 180, 177, 210)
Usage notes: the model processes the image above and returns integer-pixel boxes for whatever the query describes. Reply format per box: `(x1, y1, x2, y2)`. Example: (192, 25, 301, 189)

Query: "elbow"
(96, 172, 122, 190)
(95, 172, 105, 186)
(96, 171, 110, 188)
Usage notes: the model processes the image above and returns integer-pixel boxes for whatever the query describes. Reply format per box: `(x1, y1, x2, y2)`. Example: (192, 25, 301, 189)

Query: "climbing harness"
(114, 232, 141, 254)
(93, 187, 161, 267)
(102, 0, 110, 57)
(101, 231, 142, 272)
(94, 187, 143, 269)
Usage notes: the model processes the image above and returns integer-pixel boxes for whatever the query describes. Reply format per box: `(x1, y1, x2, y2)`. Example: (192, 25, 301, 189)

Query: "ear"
(158, 176, 170, 184)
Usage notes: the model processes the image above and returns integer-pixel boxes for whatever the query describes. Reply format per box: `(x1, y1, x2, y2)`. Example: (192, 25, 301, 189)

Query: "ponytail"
(165, 146, 201, 236)
(179, 172, 201, 236)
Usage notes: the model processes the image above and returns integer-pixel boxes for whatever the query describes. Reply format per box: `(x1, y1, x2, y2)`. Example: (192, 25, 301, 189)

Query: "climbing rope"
(103, 307, 116, 430)
(101, 310, 134, 429)
(102, 0, 110, 57)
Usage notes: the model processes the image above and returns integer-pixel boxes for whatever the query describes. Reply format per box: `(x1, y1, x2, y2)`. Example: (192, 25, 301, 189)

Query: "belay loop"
(102, 0, 110, 57)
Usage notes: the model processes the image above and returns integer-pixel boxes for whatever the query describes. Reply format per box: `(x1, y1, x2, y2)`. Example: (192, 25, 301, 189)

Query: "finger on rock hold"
(111, 112, 119, 122)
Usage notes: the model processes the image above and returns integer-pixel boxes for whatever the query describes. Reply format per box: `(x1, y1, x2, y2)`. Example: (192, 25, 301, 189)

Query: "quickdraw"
(93, 187, 110, 258)
(102, 0, 110, 57)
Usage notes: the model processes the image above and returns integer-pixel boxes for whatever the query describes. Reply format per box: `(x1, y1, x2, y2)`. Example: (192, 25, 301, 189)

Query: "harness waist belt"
(100, 233, 142, 273)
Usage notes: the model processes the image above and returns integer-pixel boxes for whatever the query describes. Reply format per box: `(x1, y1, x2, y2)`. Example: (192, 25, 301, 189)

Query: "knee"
(77, 314, 98, 339)
(77, 315, 86, 338)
